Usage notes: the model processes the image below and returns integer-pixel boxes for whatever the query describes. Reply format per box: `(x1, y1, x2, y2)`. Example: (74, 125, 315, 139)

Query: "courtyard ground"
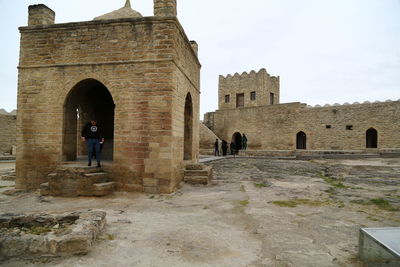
(0, 157, 399, 266)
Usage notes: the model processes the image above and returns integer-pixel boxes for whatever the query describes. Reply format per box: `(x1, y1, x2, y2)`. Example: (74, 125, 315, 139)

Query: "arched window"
(296, 131, 306, 149)
(366, 128, 378, 148)
(183, 93, 193, 160)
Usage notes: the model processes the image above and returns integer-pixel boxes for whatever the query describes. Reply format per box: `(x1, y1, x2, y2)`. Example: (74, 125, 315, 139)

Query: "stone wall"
(199, 122, 220, 149)
(0, 114, 16, 155)
(16, 3, 200, 193)
(218, 68, 280, 110)
(207, 101, 400, 150)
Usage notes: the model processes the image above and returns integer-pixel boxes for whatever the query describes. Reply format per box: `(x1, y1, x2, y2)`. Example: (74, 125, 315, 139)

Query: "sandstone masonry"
(204, 69, 400, 151)
(16, 0, 200, 193)
(0, 114, 16, 155)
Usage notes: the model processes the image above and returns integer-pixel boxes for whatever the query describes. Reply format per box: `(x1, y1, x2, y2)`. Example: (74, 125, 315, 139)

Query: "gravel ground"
(0, 157, 399, 266)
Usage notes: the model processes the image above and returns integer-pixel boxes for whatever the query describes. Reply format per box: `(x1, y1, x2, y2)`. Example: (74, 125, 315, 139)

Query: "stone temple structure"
(204, 69, 400, 153)
(16, 0, 200, 193)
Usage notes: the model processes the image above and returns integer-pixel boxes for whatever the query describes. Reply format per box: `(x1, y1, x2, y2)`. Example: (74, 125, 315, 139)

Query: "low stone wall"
(0, 114, 16, 155)
(238, 149, 400, 159)
(208, 100, 400, 150)
(0, 211, 106, 259)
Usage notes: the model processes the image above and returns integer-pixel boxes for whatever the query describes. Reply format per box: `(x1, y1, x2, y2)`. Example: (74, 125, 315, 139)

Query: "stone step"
(184, 166, 212, 177)
(184, 176, 210, 185)
(84, 172, 108, 183)
(92, 182, 115, 196)
(40, 182, 51, 196)
(42, 166, 114, 197)
(57, 164, 103, 174)
(185, 163, 205, 170)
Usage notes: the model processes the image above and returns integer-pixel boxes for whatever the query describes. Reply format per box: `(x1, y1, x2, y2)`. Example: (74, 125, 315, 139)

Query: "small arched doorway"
(63, 79, 115, 161)
(232, 132, 243, 153)
(296, 131, 307, 149)
(366, 128, 378, 148)
(183, 93, 193, 160)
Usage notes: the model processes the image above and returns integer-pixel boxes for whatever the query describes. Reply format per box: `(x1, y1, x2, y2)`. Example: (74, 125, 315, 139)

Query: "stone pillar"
(190, 41, 198, 56)
(28, 4, 55, 26)
(154, 0, 177, 17)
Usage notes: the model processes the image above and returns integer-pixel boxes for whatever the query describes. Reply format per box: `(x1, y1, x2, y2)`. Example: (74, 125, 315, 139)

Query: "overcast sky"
(0, 0, 399, 116)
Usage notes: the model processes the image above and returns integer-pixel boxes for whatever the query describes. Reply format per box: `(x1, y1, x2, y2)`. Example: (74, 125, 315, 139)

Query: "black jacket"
(81, 122, 103, 139)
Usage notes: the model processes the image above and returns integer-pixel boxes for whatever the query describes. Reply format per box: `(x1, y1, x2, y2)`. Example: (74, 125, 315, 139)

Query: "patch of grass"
(351, 198, 399, 212)
(337, 201, 345, 208)
(239, 185, 246, 192)
(270, 198, 330, 208)
(107, 234, 115, 240)
(319, 173, 347, 189)
(324, 187, 336, 194)
(238, 200, 249, 206)
(350, 186, 363, 190)
(271, 200, 297, 208)
(297, 213, 306, 217)
(367, 216, 380, 222)
(254, 182, 269, 188)
(370, 198, 399, 211)
(350, 199, 368, 205)
(0, 186, 9, 189)
(26, 226, 52, 235)
(203, 206, 209, 210)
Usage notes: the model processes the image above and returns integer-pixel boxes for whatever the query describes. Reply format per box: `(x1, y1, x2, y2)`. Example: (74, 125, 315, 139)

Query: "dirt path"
(1, 158, 399, 266)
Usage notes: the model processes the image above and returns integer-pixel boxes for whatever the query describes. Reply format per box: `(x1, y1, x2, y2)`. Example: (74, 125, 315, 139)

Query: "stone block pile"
(0, 211, 106, 259)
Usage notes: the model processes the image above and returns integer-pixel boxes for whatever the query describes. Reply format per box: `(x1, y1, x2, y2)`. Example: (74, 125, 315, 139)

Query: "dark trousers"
(87, 138, 101, 163)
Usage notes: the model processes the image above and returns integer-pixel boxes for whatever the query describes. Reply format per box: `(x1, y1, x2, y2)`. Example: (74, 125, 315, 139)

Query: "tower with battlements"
(218, 68, 280, 110)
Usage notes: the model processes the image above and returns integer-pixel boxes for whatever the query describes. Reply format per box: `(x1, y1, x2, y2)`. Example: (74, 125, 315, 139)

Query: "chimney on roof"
(28, 4, 55, 26)
(154, 0, 177, 17)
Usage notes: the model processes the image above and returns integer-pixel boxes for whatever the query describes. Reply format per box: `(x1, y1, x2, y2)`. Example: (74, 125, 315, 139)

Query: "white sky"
(0, 0, 399, 117)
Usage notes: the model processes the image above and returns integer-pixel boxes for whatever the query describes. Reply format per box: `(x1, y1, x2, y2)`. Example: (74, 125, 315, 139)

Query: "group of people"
(82, 119, 250, 165)
(214, 133, 248, 156)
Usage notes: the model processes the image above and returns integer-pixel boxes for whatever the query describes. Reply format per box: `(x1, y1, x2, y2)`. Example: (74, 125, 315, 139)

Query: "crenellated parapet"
(305, 99, 400, 109)
(218, 68, 280, 110)
(0, 109, 17, 115)
(219, 68, 278, 80)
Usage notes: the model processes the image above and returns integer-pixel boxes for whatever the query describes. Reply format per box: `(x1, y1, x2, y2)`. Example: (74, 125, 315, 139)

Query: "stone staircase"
(183, 163, 213, 185)
(40, 164, 115, 197)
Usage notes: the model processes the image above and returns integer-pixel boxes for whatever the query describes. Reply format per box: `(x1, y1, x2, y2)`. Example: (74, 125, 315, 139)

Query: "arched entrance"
(232, 132, 243, 153)
(366, 128, 378, 148)
(296, 131, 306, 149)
(63, 79, 115, 161)
(183, 93, 193, 160)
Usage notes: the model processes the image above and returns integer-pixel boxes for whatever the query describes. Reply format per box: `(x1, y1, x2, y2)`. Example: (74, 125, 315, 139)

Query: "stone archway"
(232, 132, 243, 152)
(366, 128, 378, 148)
(62, 79, 115, 161)
(296, 131, 307, 150)
(183, 93, 193, 160)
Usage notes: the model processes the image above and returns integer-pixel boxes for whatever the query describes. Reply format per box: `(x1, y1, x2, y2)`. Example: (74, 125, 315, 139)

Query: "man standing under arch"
(81, 119, 104, 167)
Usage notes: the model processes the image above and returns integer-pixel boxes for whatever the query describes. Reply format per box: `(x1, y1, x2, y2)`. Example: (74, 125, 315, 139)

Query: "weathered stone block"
(0, 211, 106, 259)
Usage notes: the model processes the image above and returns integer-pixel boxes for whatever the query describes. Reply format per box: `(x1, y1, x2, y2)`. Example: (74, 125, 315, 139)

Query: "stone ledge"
(0, 211, 106, 259)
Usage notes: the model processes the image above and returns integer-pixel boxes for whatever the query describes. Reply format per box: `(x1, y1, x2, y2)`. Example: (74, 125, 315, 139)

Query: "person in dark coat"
(221, 140, 228, 156)
(214, 139, 220, 156)
(230, 142, 235, 155)
(81, 119, 104, 167)
(242, 133, 248, 150)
